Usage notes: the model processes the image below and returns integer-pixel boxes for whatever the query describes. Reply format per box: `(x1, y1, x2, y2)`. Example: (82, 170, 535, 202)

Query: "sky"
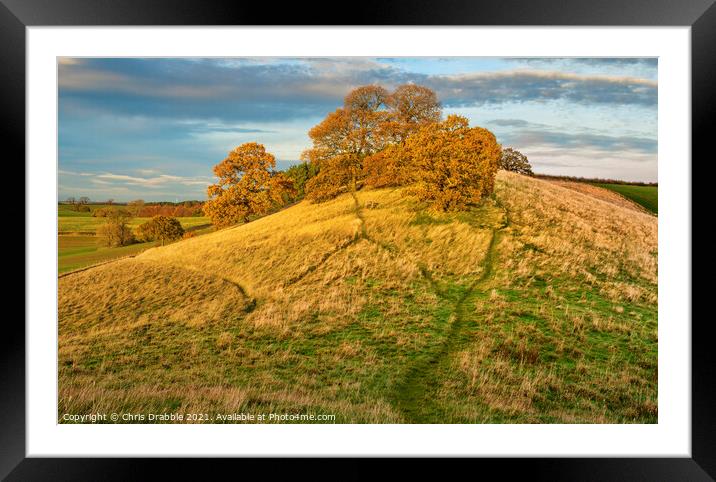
(58, 57, 658, 202)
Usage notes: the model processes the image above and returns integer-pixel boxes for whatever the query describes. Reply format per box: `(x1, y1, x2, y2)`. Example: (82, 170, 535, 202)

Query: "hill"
(58, 171, 658, 423)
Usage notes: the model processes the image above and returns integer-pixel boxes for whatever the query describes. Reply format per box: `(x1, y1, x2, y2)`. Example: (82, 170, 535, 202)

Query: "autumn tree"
(303, 84, 443, 195)
(65, 197, 77, 211)
(407, 115, 501, 212)
(362, 144, 411, 188)
(304, 85, 390, 201)
(136, 215, 184, 245)
(384, 84, 442, 142)
(127, 199, 145, 216)
(303, 148, 354, 202)
(97, 209, 135, 247)
(93, 207, 132, 218)
(363, 85, 442, 188)
(203, 142, 295, 227)
(499, 147, 534, 176)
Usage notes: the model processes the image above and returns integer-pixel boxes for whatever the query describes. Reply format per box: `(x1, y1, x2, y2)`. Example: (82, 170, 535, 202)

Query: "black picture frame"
(4, 0, 713, 479)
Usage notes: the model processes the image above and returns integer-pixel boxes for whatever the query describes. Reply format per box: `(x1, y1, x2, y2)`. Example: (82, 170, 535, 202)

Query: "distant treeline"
(125, 200, 204, 217)
(60, 198, 205, 217)
(534, 174, 657, 187)
(59, 200, 204, 206)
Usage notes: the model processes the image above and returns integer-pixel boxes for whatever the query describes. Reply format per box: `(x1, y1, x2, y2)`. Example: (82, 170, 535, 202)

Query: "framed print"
(5, 0, 714, 478)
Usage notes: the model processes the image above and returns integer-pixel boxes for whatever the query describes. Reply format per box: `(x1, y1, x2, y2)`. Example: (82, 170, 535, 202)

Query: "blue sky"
(59, 57, 657, 201)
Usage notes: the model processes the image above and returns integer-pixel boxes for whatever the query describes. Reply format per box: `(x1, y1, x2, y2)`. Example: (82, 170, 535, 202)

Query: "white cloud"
(94, 172, 213, 188)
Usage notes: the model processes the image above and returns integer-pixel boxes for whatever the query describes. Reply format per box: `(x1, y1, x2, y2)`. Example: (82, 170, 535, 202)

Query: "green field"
(58, 235, 159, 274)
(58, 204, 117, 217)
(58, 212, 213, 273)
(593, 184, 658, 214)
(58, 215, 210, 234)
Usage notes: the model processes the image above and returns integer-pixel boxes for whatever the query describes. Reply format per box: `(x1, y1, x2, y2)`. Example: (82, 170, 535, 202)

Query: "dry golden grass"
(138, 193, 359, 297)
(59, 171, 657, 423)
(495, 172, 657, 290)
(544, 178, 650, 214)
(546, 179, 651, 214)
(59, 259, 252, 333)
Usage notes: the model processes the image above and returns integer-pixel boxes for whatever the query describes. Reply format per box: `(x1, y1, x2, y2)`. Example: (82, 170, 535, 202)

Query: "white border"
(27, 27, 691, 457)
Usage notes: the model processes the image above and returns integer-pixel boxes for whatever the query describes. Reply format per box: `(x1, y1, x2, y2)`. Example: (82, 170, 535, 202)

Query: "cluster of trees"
(301, 84, 445, 203)
(65, 196, 91, 212)
(89, 203, 187, 248)
(65, 197, 123, 211)
(127, 200, 203, 217)
(98, 212, 187, 248)
(298, 84, 514, 211)
(200, 84, 537, 227)
(533, 173, 656, 186)
(93, 207, 132, 218)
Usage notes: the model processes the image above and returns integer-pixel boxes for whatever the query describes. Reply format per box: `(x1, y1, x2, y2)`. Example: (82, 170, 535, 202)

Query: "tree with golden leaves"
(363, 144, 411, 188)
(304, 85, 390, 200)
(384, 84, 442, 142)
(407, 115, 501, 212)
(306, 84, 445, 197)
(203, 142, 295, 227)
(364, 84, 442, 188)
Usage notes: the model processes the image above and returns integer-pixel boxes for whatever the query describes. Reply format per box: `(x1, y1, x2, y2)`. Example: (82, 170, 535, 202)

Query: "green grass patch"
(58, 235, 158, 273)
(593, 183, 658, 214)
(58, 204, 117, 217)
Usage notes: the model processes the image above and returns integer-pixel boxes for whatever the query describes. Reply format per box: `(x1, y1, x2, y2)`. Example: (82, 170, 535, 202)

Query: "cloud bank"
(58, 57, 658, 200)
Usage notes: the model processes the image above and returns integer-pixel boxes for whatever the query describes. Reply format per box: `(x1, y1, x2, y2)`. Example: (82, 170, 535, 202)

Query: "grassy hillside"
(58, 172, 658, 423)
(593, 183, 658, 214)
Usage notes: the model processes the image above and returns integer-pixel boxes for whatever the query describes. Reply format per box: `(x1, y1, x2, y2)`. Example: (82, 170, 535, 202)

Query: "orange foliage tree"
(303, 83, 443, 193)
(302, 84, 498, 211)
(364, 84, 443, 188)
(362, 144, 412, 188)
(304, 85, 390, 200)
(383, 84, 442, 143)
(203, 143, 295, 227)
(407, 115, 501, 212)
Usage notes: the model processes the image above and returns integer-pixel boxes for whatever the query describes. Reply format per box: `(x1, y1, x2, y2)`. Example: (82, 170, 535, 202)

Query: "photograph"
(57, 56, 658, 425)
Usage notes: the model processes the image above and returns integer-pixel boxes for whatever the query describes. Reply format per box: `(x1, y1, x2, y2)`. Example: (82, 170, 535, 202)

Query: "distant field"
(58, 235, 159, 274)
(58, 204, 118, 217)
(58, 212, 213, 273)
(593, 184, 658, 214)
(58, 215, 210, 234)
